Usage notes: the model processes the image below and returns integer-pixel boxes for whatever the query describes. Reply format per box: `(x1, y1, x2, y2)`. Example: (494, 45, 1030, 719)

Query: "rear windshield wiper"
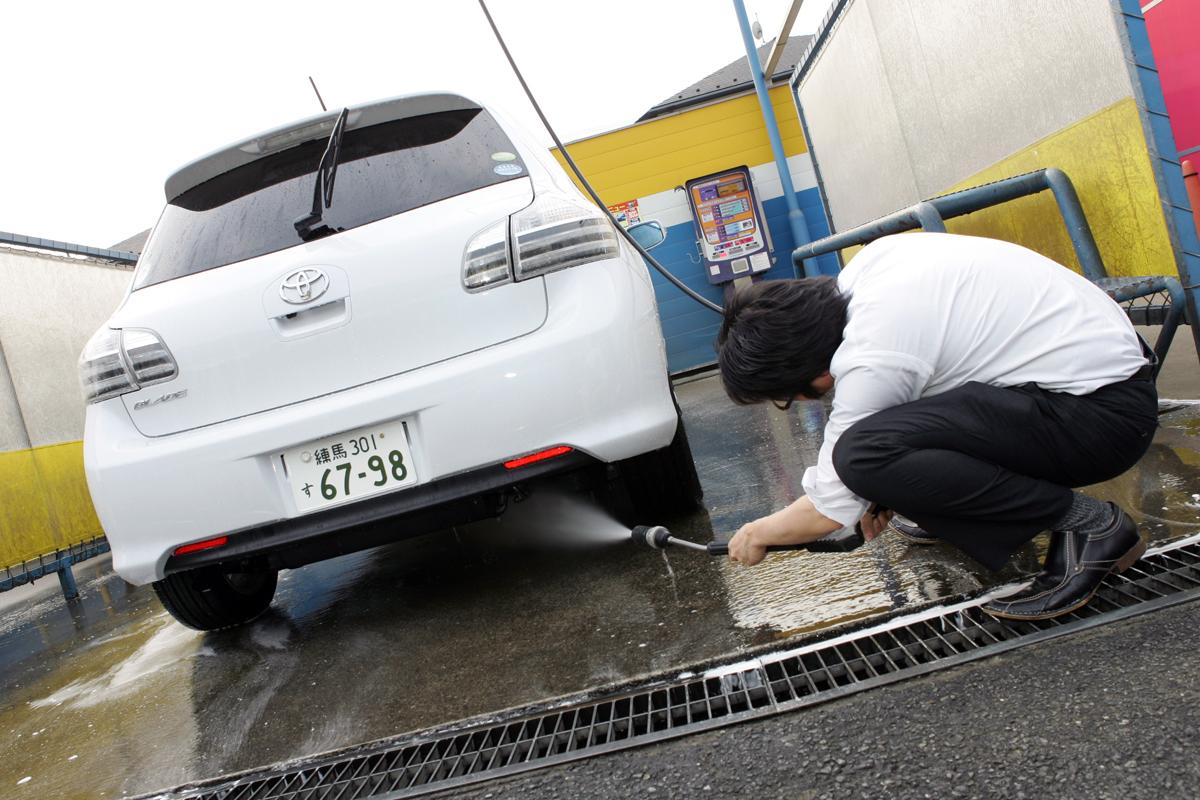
(294, 107, 350, 242)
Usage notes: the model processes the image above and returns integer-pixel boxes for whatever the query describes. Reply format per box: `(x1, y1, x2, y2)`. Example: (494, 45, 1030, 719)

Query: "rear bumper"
(164, 448, 601, 575)
(85, 248, 677, 585)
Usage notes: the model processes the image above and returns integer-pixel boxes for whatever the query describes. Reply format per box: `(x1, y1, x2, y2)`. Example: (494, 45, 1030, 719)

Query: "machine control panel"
(685, 166, 772, 285)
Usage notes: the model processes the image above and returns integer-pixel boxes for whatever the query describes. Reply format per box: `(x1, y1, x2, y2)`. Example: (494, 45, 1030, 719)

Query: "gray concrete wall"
(0, 247, 131, 450)
(797, 0, 1134, 230)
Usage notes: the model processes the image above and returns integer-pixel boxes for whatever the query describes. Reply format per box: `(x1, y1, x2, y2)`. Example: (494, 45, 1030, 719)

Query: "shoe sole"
(985, 537, 1147, 622)
(888, 524, 938, 546)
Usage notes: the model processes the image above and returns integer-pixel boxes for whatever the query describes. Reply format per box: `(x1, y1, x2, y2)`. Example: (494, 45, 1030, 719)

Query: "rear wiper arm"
(294, 107, 350, 242)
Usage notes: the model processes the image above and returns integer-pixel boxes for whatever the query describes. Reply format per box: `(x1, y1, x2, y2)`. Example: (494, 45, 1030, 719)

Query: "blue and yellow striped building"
(554, 36, 836, 372)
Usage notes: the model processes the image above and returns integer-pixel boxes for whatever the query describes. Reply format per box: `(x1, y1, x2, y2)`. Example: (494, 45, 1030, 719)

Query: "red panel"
(1145, 0, 1200, 155)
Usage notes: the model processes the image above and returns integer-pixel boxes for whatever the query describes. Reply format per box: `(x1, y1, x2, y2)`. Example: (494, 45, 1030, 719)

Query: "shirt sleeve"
(801, 351, 934, 526)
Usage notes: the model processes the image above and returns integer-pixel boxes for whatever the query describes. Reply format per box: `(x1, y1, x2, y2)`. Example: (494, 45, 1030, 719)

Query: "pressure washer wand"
(630, 525, 863, 556)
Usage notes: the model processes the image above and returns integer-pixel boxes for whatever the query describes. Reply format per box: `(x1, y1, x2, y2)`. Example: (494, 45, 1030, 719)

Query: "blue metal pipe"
(792, 202, 946, 266)
(793, 168, 1106, 281)
(57, 564, 79, 601)
(731, 0, 813, 277)
(926, 169, 1105, 281)
(1042, 169, 1106, 282)
(1155, 278, 1186, 374)
(1095, 275, 1184, 374)
(790, 165, 1186, 374)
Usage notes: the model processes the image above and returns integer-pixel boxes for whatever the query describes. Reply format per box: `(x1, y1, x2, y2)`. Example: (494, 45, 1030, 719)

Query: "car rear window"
(133, 108, 526, 290)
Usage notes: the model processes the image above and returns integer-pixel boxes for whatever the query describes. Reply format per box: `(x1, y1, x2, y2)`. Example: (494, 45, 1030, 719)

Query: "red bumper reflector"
(504, 446, 573, 470)
(174, 536, 229, 556)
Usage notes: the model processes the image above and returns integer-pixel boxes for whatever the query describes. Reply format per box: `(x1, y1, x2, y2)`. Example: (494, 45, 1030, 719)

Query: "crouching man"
(718, 233, 1158, 620)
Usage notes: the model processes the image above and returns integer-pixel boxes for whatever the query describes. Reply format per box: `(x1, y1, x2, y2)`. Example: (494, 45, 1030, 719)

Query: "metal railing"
(1, 536, 110, 600)
(793, 169, 1101, 276)
(791, 168, 1191, 374)
(0, 231, 138, 265)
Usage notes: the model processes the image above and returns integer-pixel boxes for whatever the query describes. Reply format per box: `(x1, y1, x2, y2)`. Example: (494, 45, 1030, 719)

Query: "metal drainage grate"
(151, 536, 1200, 800)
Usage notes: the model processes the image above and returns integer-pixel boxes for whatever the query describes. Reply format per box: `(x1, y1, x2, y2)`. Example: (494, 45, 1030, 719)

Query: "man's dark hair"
(716, 277, 849, 405)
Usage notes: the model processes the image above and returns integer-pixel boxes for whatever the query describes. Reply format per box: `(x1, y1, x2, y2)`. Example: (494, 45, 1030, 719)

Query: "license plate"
(282, 420, 417, 513)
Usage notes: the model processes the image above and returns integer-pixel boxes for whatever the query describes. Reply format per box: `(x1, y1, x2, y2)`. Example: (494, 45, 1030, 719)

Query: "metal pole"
(308, 76, 327, 112)
(732, 0, 813, 277)
(57, 563, 79, 601)
(763, 0, 805, 77)
(792, 201, 946, 266)
(1042, 168, 1106, 282)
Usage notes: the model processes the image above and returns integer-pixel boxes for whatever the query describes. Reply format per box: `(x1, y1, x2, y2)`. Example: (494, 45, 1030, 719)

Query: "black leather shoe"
(984, 504, 1146, 621)
(888, 515, 939, 545)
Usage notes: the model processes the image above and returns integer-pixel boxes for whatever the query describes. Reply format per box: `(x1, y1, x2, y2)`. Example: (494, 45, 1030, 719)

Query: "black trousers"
(831, 376, 1158, 570)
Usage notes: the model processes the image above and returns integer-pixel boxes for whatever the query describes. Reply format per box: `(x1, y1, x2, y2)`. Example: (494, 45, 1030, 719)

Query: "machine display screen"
(692, 175, 758, 249)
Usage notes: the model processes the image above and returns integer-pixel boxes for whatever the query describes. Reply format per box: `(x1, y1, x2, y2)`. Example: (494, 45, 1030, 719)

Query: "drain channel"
(149, 535, 1200, 800)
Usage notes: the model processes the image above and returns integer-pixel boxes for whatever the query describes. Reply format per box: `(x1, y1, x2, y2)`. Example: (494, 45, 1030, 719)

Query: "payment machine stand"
(684, 166, 774, 299)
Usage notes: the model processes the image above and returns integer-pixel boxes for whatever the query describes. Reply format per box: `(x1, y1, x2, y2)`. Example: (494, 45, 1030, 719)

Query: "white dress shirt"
(801, 233, 1147, 527)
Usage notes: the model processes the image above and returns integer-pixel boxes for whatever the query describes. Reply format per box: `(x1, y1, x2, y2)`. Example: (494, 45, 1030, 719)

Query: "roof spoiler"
(164, 92, 480, 202)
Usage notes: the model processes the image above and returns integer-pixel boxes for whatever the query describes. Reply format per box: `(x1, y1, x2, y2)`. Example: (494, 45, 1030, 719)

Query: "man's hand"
(858, 505, 894, 541)
(727, 496, 842, 566)
(728, 522, 768, 566)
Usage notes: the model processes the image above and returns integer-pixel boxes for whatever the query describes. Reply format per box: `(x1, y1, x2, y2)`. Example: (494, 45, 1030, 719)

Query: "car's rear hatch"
(115, 94, 544, 437)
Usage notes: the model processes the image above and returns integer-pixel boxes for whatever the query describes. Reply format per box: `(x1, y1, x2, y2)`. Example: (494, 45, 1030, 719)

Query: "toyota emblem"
(279, 268, 330, 305)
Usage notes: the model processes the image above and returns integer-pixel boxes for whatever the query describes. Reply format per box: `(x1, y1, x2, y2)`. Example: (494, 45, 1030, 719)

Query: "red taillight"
(174, 536, 229, 556)
(504, 446, 573, 470)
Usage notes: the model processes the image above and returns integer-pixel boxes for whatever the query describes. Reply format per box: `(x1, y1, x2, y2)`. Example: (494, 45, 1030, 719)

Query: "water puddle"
(31, 617, 200, 711)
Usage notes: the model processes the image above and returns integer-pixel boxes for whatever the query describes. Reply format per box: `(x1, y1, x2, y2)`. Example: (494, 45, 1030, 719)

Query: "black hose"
(476, 0, 725, 315)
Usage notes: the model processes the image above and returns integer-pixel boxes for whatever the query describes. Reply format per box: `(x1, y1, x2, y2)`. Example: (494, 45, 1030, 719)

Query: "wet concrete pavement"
(4, 373, 1200, 798)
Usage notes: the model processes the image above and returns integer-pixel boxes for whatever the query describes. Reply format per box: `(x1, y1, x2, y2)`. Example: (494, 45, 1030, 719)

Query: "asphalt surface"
(451, 597, 1200, 800)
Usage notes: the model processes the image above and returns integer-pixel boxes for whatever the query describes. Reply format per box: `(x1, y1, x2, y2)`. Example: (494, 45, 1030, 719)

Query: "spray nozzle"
(630, 525, 672, 550)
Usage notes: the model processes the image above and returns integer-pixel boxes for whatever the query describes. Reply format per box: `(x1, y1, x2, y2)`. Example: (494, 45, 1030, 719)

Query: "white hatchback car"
(81, 92, 701, 630)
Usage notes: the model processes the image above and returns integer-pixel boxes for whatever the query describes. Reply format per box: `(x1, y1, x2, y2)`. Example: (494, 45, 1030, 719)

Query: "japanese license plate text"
(283, 420, 417, 512)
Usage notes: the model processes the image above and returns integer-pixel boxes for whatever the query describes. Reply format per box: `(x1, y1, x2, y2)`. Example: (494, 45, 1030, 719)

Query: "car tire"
(152, 566, 278, 631)
(618, 413, 704, 519)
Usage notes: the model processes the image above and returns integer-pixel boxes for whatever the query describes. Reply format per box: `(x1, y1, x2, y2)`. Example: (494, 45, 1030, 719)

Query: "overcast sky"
(1, 0, 833, 248)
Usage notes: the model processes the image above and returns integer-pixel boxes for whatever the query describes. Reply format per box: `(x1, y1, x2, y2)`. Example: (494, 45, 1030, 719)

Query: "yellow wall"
(552, 85, 806, 203)
(0, 442, 102, 568)
(938, 98, 1173, 279)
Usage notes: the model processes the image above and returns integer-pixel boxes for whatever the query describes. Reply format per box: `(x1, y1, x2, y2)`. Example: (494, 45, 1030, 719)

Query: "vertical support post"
(1043, 168, 1107, 281)
(731, 0, 813, 277)
(57, 562, 79, 601)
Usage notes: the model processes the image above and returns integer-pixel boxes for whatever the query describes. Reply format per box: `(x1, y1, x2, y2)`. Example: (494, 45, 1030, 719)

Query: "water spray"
(629, 525, 863, 556)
